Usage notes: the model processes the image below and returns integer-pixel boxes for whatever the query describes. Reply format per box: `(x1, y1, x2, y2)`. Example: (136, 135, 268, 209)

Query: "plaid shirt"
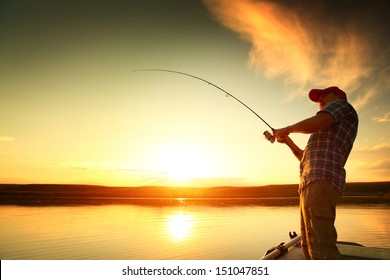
(299, 99, 358, 194)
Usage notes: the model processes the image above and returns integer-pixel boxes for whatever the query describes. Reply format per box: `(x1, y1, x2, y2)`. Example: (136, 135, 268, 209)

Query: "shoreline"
(1, 182, 389, 206)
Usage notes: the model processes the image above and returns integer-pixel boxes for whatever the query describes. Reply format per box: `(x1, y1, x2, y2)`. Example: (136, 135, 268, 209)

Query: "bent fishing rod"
(133, 68, 276, 143)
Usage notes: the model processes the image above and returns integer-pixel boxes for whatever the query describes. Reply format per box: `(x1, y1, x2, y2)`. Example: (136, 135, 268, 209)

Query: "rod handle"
(263, 131, 275, 143)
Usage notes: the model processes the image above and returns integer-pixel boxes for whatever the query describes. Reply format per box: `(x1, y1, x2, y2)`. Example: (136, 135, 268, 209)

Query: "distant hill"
(0, 183, 298, 198)
(0, 182, 389, 206)
(1, 182, 389, 198)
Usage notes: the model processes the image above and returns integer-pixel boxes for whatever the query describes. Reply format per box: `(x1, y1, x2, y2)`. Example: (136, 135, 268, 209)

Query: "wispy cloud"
(0, 136, 15, 142)
(203, 0, 390, 105)
(373, 112, 390, 123)
(365, 159, 390, 171)
(351, 142, 390, 180)
(356, 142, 390, 152)
(55, 161, 251, 186)
(57, 161, 167, 178)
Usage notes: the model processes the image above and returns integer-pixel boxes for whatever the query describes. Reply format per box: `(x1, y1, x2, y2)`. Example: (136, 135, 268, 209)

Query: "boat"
(261, 231, 390, 260)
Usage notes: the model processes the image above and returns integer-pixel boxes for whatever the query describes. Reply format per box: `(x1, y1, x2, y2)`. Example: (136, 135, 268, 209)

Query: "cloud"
(55, 161, 251, 186)
(355, 142, 390, 152)
(352, 85, 379, 111)
(203, 0, 390, 104)
(365, 159, 390, 171)
(350, 142, 390, 181)
(58, 161, 167, 177)
(0, 136, 15, 142)
(363, 159, 390, 174)
(373, 112, 390, 123)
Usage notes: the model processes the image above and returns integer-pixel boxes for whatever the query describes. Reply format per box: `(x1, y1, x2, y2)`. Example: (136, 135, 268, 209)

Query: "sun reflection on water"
(1, 204, 390, 259)
(165, 210, 194, 242)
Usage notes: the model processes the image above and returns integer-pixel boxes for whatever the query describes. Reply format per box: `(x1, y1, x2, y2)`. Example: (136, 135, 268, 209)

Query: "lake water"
(1, 202, 389, 259)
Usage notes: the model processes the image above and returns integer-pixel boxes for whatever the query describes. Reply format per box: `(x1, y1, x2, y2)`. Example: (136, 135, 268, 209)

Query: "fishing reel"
(263, 131, 275, 143)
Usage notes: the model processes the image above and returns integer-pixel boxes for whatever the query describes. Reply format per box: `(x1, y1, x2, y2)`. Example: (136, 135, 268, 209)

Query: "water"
(1, 203, 389, 259)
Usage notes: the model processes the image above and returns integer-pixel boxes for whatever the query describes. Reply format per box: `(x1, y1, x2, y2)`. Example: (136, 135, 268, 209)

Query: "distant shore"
(1, 182, 389, 206)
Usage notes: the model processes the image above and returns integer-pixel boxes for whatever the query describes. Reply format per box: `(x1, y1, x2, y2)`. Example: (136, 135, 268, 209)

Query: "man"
(273, 86, 358, 259)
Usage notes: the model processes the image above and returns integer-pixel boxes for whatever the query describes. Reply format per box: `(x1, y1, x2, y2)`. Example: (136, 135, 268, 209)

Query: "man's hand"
(272, 130, 303, 161)
(273, 127, 291, 143)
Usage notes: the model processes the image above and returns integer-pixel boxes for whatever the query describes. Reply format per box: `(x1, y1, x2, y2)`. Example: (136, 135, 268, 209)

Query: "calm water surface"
(1, 203, 389, 259)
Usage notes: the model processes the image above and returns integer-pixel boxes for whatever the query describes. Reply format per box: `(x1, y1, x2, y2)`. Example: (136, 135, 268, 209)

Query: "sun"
(153, 142, 217, 181)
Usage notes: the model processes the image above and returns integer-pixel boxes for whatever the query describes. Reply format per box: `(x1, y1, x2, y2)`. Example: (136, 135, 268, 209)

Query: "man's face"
(318, 92, 338, 109)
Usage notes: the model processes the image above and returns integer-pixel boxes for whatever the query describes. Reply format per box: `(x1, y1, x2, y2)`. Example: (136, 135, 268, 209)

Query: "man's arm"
(277, 135, 303, 161)
(274, 111, 335, 137)
(273, 111, 334, 161)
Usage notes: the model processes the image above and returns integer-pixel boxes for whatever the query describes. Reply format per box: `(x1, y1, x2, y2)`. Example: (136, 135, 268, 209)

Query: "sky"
(1, 0, 389, 187)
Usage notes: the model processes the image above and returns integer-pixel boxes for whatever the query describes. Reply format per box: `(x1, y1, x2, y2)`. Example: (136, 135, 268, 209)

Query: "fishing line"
(133, 68, 275, 143)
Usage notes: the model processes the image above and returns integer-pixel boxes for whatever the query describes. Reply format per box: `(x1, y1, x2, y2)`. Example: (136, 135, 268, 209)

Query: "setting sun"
(152, 142, 218, 180)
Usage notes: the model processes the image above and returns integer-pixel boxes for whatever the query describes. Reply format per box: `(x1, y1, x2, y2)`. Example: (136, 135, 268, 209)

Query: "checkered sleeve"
(322, 99, 353, 122)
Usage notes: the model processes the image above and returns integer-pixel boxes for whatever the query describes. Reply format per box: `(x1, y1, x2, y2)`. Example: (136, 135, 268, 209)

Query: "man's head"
(309, 86, 347, 109)
(309, 86, 347, 102)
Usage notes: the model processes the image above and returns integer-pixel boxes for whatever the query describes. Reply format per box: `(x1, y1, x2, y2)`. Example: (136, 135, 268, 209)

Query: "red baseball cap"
(309, 86, 347, 102)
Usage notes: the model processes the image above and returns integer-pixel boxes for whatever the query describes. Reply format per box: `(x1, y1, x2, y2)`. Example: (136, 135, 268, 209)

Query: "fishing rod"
(133, 68, 276, 143)
(261, 233, 302, 260)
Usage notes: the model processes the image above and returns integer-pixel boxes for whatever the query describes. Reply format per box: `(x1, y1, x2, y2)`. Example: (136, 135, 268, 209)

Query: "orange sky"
(1, 0, 389, 186)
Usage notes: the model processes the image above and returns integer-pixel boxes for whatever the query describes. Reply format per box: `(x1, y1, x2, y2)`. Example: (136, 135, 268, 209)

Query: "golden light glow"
(1, 1, 388, 187)
(152, 142, 218, 181)
(165, 211, 194, 241)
